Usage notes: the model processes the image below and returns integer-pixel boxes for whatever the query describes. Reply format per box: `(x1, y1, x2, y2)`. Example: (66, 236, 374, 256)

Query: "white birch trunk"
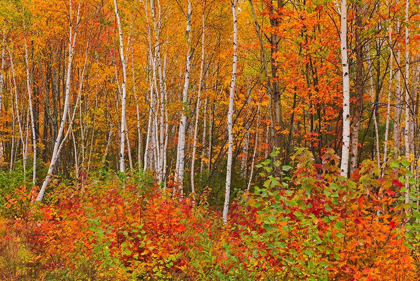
(223, 0, 238, 224)
(23, 35, 37, 186)
(175, 0, 192, 194)
(404, 0, 410, 203)
(394, 15, 402, 156)
(132, 50, 143, 171)
(340, 0, 350, 177)
(114, 0, 128, 174)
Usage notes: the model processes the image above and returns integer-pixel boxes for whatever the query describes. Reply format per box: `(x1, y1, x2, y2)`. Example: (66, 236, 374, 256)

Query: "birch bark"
(340, 0, 350, 177)
(175, 1, 192, 194)
(114, 0, 128, 174)
(223, 0, 238, 224)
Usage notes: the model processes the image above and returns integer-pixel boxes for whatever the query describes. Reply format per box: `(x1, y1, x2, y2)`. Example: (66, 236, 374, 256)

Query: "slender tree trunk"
(247, 101, 260, 191)
(9, 49, 27, 182)
(223, 0, 238, 224)
(200, 98, 208, 177)
(394, 17, 402, 157)
(191, 1, 206, 194)
(269, 0, 283, 155)
(23, 35, 37, 186)
(175, 0, 192, 194)
(10, 87, 15, 172)
(208, 104, 213, 174)
(132, 53, 143, 171)
(0, 28, 4, 168)
(366, 44, 380, 169)
(340, 0, 350, 177)
(383, 24, 393, 170)
(404, 0, 410, 203)
(114, 0, 128, 174)
(350, 10, 363, 175)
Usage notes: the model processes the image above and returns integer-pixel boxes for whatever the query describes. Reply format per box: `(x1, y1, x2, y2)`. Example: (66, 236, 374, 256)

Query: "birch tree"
(114, 0, 128, 174)
(340, 0, 350, 177)
(175, 0, 192, 193)
(404, 0, 410, 203)
(23, 30, 37, 186)
(394, 14, 401, 157)
(223, 0, 238, 224)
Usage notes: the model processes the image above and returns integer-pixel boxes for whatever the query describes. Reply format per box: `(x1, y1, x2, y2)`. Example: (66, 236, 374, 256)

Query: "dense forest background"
(0, 0, 419, 279)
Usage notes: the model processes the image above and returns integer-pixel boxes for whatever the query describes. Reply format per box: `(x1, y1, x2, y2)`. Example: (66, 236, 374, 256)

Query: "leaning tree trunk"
(37, 1, 80, 202)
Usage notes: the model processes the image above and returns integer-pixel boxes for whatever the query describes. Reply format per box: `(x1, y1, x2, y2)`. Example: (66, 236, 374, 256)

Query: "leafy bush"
(0, 149, 418, 280)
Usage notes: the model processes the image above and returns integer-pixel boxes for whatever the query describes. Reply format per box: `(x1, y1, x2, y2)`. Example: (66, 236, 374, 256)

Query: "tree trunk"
(223, 0, 238, 224)
(340, 0, 350, 177)
(37, 1, 80, 201)
(23, 34, 37, 186)
(191, 0, 206, 194)
(114, 0, 128, 174)
(350, 10, 363, 175)
(383, 24, 393, 170)
(404, 0, 410, 203)
(175, 0, 192, 194)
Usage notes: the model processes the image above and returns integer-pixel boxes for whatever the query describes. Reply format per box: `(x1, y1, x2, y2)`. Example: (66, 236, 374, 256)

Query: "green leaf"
(330, 183, 339, 190)
(334, 221, 344, 230)
(391, 161, 399, 168)
(304, 249, 314, 256)
(286, 200, 297, 207)
(262, 159, 271, 165)
(401, 160, 410, 167)
(282, 165, 292, 172)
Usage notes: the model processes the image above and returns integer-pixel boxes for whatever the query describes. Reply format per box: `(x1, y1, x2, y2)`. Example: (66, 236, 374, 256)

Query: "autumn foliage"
(0, 149, 417, 280)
